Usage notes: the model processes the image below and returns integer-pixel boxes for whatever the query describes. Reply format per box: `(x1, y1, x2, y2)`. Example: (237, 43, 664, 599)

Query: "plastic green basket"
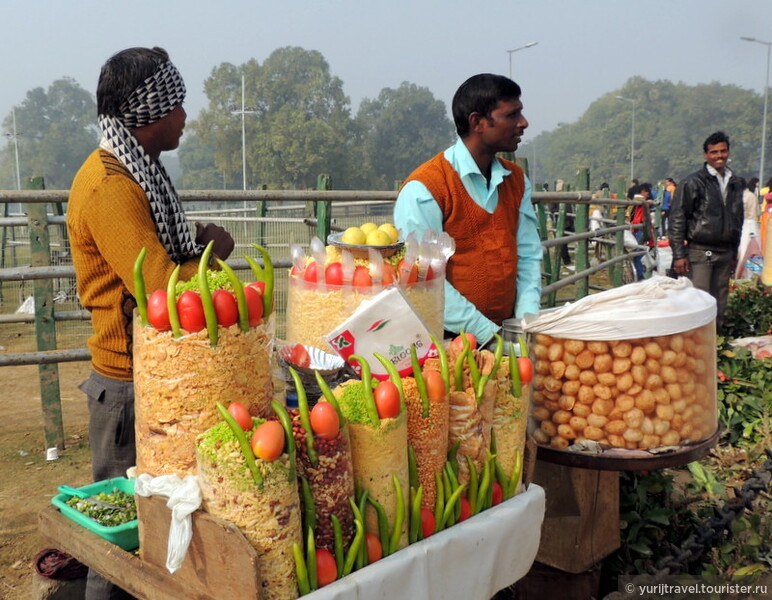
(52, 477, 139, 551)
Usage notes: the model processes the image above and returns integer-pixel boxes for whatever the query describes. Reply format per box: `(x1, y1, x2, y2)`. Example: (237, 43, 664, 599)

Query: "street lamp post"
(507, 41, 538, 79)
(616, 96, 636, 182)
(741, 36, 772, 190)
(4, 108, 22, 190)
(231, 75, 257, 192)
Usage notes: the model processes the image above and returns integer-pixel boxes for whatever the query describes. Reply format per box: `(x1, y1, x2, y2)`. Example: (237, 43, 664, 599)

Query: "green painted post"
(612, 207, 628, 287)
(27, 177, 65, 453)
(574, 168, 590, 299)
(258, 184, 267, 246)
(315, 174, 332, 242)
(536, 203, 553, 309)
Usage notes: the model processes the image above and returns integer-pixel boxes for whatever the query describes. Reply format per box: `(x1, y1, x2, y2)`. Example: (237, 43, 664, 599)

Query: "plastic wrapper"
(197, 421, 301, 600)
(288, 408, 356, 553)
(401, 376, 449, 509)
(524, 277, 718, 454)
(491, 358, 528, 491)
(133, 315, 275, 476)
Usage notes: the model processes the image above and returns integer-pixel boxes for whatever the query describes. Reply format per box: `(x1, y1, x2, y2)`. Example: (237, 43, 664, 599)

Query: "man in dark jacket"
(668, 131, 744, 331)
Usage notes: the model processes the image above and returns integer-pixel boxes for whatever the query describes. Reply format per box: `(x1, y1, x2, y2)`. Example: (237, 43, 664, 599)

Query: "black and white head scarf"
(98, 60, 201, 263)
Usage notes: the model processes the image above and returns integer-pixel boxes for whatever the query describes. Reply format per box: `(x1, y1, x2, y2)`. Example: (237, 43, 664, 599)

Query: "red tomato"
(517, 356, 534, 384)
(227, 401, 252, 431)
(352, 265, 372, 288)
(398, 259, 418, 284)
(423, 369, 445, 402)
(177, 290, 206, 333)
(315, 548, 337, 587)
(424, 265, 435, 281)
(365, 533, 382, 563)
(420, 507, 436, 538)
(250, 420, 285, 461)
(325, 262, 343, 286)
(211, 289, 238, 327)
(290, 265, 302, 278)
(289, 344, 311, 368)
(310, 401, 340, 440)
(248, 280, 266, 295)
(244, 285, 264, 326)
(147, 289, 171, 331)
(458, 496, 471, 522)
(303, 261, 319, 283)
(381, 261, 396, 286)
(450, 332, 477, 354)
(492, 481, 504, 506)
(373, 380, 400, 419)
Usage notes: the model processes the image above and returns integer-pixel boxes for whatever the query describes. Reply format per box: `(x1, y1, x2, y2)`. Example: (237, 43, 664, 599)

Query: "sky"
(3, 0, 772, 148)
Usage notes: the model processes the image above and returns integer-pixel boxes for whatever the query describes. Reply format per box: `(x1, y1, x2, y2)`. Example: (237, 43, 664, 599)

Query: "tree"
(1, 78, 97, 190)
(356, 83, 454, 190)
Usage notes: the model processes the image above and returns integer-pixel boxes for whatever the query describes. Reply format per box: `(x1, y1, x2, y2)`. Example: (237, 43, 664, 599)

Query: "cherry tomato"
(517, 356, 534, 384)
(458, 496, 471, 522)
(420, 507, 436, 538)
(352, 265, 372, 288)
(244, 285, 264, 326)
(249, 280, 266, 295)
(250, 420, 285, 461)
(425, 265, 435, 281)
(289, 344, 311, 368)
(492, 481, 504, 506)
(423, 369, 445, 402)
(325, 262, 343, 286)
(177, 290, 206, 333)
(381, 261, 396, 286)
(310, 401, 340, 440)
(290, 265, 302, 278)
(315, 548, 337, 587)
(227, 401, 252, 431)
(373, 380, 400, 419)
(450, 332, 478, 354)
(211, 289, 238, 327)
(303, 261, 319, 283)
(365, 532, 382, 563)
(147, 289, 171, 331)
(398, 259, 418, 284)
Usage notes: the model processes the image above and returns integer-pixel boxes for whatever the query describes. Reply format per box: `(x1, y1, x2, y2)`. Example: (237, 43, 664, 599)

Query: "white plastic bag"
(134, 473, 201, 573)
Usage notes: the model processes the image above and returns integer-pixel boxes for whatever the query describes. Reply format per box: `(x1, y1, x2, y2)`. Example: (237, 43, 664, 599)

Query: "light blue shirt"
(394, 138, 542, 345)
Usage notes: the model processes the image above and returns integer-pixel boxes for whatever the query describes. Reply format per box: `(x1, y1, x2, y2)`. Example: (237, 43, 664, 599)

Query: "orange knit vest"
(403, 152, 524, 324)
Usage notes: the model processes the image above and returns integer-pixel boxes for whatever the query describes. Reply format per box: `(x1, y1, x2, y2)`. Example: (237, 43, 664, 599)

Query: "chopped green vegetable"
(175, 269, 234, 296)
(65, 489, 136, 527)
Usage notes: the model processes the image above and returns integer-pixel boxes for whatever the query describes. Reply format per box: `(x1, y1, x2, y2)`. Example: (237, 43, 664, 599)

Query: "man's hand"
(673, 257, 689, 276)
(195, 222, 235, 260)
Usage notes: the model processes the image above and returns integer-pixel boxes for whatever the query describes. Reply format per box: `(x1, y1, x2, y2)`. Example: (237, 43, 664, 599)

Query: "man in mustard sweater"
(67, 47, 233, 600)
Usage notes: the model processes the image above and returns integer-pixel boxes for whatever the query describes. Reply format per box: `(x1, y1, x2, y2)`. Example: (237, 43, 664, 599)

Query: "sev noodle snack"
(491, 357, 528, 493)
(133, 315, 275, 476)
(197, 420, 301, 600)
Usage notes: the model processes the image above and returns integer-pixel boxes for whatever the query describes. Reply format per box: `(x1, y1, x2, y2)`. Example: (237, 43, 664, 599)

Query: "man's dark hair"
(703, 131, 730, 152)
(97, 47, 170, 116)
(452, 74, 521, 137)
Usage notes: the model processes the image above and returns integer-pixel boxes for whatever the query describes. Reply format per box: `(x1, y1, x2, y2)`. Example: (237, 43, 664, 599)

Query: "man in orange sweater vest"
(67, 47, 233, 600)
(395, 74, 542, 345)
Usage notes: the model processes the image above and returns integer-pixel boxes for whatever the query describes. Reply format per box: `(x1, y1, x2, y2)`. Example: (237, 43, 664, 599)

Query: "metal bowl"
(327, 231, 404, 259)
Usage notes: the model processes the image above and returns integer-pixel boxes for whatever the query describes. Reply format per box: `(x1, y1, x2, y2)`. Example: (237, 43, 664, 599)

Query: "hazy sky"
(3, 0, 772, 147)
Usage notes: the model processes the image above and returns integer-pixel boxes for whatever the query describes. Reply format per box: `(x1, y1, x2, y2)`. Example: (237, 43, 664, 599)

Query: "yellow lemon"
(341, 226, 367, 245)
(378, 223, 400, 244)
(365, 229, 392, 246)
(360, 222, 379, 235)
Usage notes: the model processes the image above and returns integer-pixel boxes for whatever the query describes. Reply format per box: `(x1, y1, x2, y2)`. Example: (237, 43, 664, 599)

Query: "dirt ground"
(0, 361, 93, 599)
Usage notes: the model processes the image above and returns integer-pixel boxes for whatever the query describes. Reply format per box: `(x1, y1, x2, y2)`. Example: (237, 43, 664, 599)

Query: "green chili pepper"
(440, 484, 467, 530)
(445, 461, 461, 521)
(293, 543, 311, 596)
(507, 449, 524, 500)
(314, 370, 344, 423)
(410, 344, 430, 418)
(270, 401, 297, 481)
(453, 342, 466, 392)
(244, 254, 264, 282)
(429, 334, 450, 393)
(290, 367, 318, 466)
(518, 334, 528, 359)
(466, 455, 479, 515)
(408, 445, 419, 491)
(476, 333, 505, 400)
(349, 355, 380, 427)
(509, 342, 522, 397)
(198, 241, 218, 347)
(409, 485, 424, 543)
(251, 243, 274, 318)
(373, 352, 405, 412)
(350, 495, 367, 569)
(300, 476, 316, 536)
(433, 470, 445, 533)
(133, 248, 148, 326)
(366, 495, 391, 557)
(447, 440, 460, 477)
(166, 265, 182, 338)
(306, 527, 317, 592)
(342, 519, 364, 576)
(389, 474, 405, 553)
(465, 342, 481, 402)
(441, 468, 455, 527)
(476, 452, 493, 513)
(331, 515, 344, 578)
(216, 259, 249, 332)
(216, 402, 262, 486)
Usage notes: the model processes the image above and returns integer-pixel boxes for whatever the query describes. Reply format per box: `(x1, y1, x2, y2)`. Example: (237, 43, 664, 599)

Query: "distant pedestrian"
(660, 177, 676, 236)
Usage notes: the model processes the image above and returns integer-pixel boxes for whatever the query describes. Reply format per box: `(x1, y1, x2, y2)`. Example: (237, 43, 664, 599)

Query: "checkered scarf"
(98, 60, 200, 263)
